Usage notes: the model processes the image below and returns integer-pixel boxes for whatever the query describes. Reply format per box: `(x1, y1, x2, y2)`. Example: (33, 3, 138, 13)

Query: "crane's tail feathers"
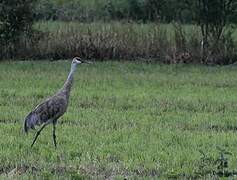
(24, 117, 29, 133)
(24, 112, 40, 133)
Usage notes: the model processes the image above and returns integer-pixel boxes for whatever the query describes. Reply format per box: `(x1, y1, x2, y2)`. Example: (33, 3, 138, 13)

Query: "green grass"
(1, 60, 237, 178)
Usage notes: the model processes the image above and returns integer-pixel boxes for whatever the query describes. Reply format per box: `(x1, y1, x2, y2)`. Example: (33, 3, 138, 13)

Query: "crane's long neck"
(61, 64, 77, 99)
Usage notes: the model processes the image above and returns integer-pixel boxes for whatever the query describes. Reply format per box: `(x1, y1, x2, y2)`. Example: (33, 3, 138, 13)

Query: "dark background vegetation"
(0, 0, 236, 64)
(33, 0, 237, 23)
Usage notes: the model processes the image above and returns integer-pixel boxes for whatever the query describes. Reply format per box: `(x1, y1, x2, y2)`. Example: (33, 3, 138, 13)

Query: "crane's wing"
(24, 96, 67, 133)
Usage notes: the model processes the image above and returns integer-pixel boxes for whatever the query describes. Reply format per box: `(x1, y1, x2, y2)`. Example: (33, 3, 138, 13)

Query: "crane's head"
(71, 57, 92, 72)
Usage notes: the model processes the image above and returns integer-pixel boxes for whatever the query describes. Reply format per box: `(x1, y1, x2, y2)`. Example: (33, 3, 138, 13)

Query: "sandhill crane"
(24, 57, 91, 148)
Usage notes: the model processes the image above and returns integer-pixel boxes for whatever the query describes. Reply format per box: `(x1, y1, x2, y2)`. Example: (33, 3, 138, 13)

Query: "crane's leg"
(31, 123, 48, 147)
(52, 123, 57, 148)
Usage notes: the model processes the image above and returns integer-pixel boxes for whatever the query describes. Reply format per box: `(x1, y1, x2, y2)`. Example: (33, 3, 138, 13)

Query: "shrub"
(194, 0, 236, 64)
(0, 0, 37, 59)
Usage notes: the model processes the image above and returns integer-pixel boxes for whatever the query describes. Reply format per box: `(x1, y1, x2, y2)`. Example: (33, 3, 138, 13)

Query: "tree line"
(34, 0, 237, 23)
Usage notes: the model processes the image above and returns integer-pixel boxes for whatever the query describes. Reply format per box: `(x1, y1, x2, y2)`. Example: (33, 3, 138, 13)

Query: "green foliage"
(0, 0, 37, 59)
(34, 0, 57, 20)
(193, 0, 237, 63)
(1, 61, 237, 178)
(127, 0, 144, 21)
(0, 0, 36, 43)
(31, 0, 194, 23)
(33, 0, 237, 23)
(34, 0, 110, 21)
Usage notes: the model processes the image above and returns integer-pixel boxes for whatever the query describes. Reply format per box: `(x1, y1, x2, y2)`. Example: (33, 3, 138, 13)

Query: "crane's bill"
(82, 60, 93, 64)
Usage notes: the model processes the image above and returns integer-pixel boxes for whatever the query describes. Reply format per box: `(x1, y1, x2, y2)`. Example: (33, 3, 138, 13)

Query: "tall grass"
(35, 22, 171, 60)
(1, 21, 237, 64)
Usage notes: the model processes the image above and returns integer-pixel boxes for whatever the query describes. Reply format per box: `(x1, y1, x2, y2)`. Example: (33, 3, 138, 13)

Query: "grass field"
(0, 60, 237, 178)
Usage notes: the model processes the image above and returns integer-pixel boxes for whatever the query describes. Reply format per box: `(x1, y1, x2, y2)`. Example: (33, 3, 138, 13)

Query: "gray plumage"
(24, 57, 91, 148)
